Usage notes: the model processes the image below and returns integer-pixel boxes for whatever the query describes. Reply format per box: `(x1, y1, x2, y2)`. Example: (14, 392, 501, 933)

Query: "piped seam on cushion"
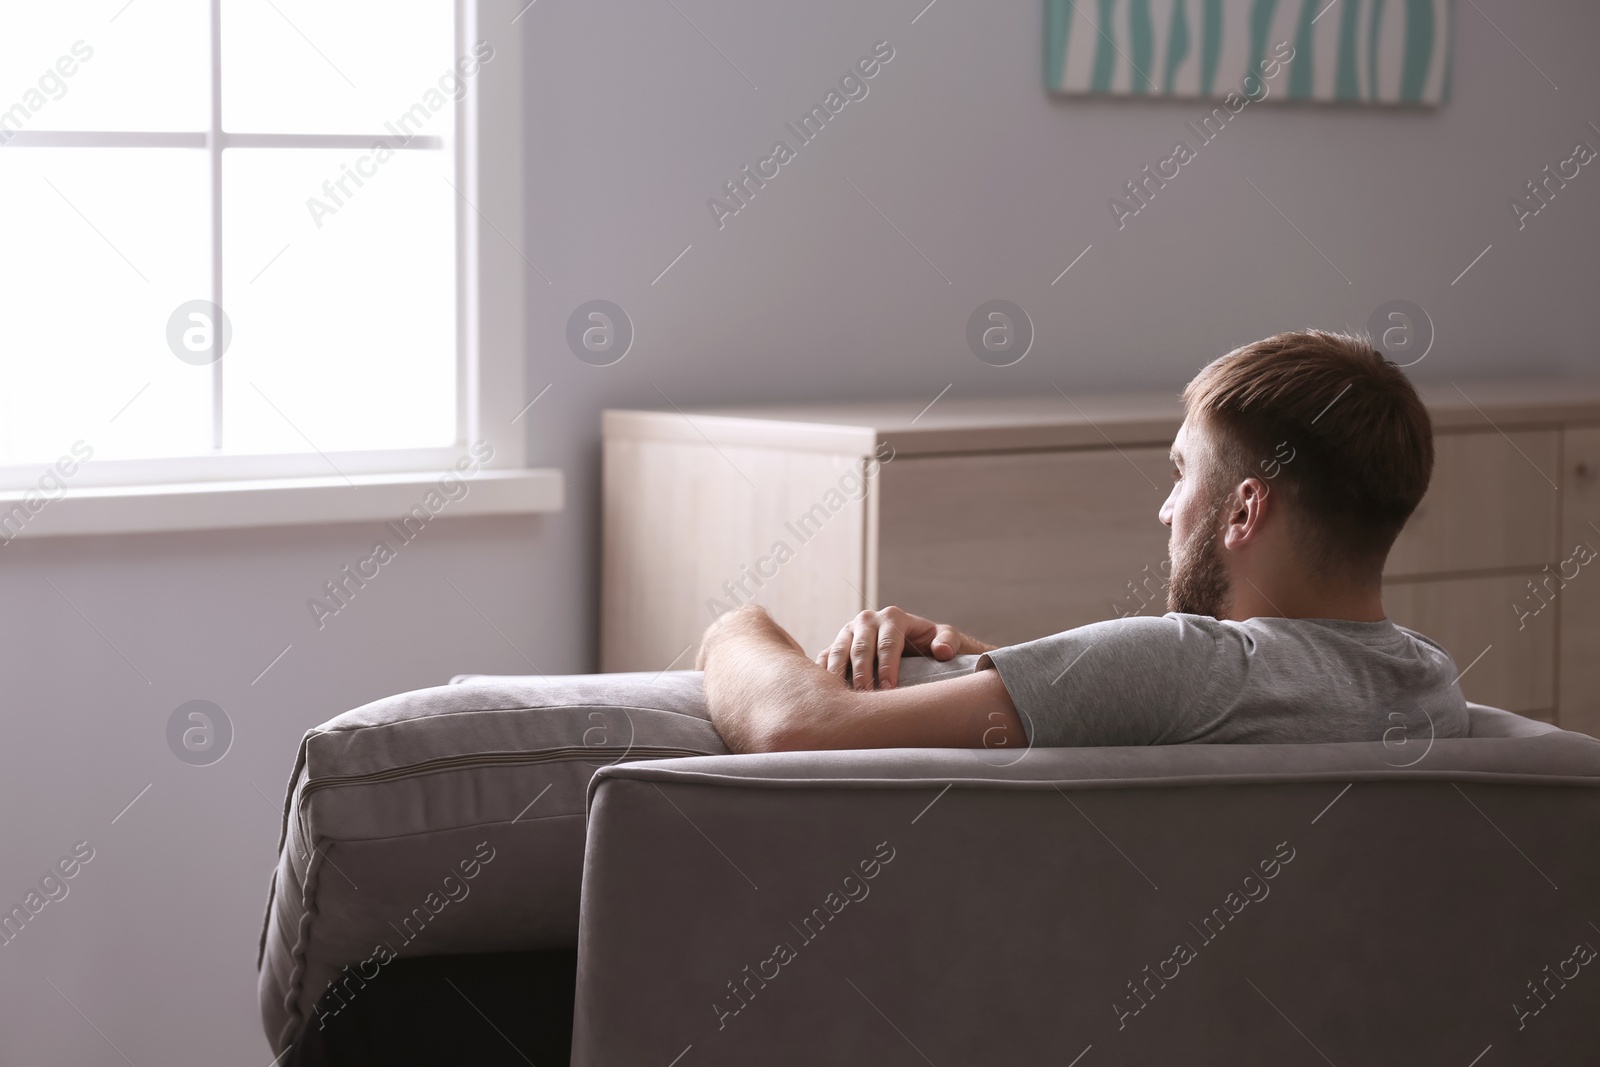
(314, 701, 714, 734)
(273, 829, 328, 1055)
(300, 745, 710, 793)
(294, 747, 709, 849)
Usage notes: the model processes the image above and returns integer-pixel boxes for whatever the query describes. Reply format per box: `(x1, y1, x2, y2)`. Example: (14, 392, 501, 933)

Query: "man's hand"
(818, 606, 995, 690)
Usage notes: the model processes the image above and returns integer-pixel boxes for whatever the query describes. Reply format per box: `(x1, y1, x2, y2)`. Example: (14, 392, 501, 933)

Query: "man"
(696, 330, 1467, 755)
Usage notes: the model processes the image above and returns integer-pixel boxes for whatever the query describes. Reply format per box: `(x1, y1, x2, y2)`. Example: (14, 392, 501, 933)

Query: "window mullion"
(456, 0, 471, 450)
(209, 0, 224, 452)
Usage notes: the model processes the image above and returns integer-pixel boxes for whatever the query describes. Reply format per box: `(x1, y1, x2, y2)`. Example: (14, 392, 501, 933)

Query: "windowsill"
(0, 468, 563, 540)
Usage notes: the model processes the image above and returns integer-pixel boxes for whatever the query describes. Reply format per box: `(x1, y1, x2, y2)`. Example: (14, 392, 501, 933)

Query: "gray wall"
(2, 1, 1597, 1063)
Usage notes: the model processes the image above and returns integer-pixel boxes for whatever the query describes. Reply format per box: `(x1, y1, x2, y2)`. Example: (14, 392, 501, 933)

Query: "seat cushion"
(257, 670, 727, 1056)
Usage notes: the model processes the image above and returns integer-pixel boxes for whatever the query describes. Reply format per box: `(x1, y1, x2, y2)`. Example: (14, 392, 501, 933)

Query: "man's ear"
(1223, 478, 1272, 551)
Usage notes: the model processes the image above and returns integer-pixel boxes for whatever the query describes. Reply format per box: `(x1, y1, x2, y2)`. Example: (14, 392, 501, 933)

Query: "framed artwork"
(1045, 0, 1455, 105)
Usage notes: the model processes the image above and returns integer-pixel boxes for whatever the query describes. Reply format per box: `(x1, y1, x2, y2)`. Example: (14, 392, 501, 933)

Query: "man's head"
(1159, 330, 1434, 618)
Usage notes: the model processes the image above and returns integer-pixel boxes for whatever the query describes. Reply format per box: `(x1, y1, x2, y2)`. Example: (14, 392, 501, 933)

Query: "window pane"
(221, 0, 459, 134)
(0, 149, 211, 468)
(0, 2, 208, 133)
(220, 147, 456, 455)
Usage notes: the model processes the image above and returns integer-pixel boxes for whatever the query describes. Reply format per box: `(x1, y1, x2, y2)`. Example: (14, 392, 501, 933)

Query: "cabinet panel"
(876, 449, 1173, 648)
(602, 440, 866, 672)
(1559, 426, 1600, 737)
(1383, 574, 1556, 715)
(1386, 429, 1560, 578)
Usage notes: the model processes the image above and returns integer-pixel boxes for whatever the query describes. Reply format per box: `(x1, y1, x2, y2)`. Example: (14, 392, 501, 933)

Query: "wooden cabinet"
(1384, 429, 1560, 576)
(1379, 426, 1563, 718)
(602, 435, 867, 673)
(875, 448, 1172, 648)
(602, 382, 1600, 733)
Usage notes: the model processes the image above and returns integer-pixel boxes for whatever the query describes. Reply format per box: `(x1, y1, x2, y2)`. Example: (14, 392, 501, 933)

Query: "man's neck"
(1225, 579, 1387, 623)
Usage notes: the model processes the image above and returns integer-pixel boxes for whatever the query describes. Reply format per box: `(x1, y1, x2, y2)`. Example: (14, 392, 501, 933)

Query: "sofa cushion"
(256, 670, 726, 1056)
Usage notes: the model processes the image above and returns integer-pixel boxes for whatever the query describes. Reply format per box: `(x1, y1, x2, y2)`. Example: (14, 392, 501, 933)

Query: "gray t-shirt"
(978, 613, 1469, 748)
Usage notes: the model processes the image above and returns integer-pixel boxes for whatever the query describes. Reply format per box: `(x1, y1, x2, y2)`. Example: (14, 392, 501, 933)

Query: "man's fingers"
(876, 623, 907, 689)
(931, 624, 962, 660)
(825, 628, 852, 678)
(850, 630, 876, 691)
(886, 609, 946, 660)
(821, 610, 964, 686)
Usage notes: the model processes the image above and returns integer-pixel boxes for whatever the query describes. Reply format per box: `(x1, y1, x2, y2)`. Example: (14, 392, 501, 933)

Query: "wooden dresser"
(602, 381, 1600, 735)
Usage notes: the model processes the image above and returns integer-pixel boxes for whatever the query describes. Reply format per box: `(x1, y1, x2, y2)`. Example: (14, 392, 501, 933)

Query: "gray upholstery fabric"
(574, 728, 1600, 1065)
(256, 670, 725, 1055)
(258, 655, 1585, 1059)
(1464, 702, 1564, 738)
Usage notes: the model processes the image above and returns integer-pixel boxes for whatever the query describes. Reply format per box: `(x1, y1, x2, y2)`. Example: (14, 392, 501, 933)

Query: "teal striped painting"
(1046, 0, 1455, 105)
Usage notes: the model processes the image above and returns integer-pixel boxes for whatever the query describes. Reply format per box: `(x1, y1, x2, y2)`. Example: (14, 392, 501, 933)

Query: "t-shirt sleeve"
(977, 614, 1225, 748)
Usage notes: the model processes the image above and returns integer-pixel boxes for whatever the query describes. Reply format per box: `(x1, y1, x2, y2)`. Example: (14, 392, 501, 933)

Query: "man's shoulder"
(1078, 611, 1207, 635)
(991, 612, 1225, 668)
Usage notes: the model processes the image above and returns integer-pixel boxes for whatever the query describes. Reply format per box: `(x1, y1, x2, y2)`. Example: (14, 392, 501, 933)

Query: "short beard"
(1167, 505, 1232, 618)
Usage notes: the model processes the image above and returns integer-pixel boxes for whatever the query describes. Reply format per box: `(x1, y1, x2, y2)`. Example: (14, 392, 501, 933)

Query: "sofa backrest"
(574, 729, 1600, 1064)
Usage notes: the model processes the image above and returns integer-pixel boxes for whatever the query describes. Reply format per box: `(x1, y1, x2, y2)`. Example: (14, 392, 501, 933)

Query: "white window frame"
(0, 0, 559, 537)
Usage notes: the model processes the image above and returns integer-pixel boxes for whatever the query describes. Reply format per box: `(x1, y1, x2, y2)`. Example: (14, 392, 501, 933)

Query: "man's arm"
(699, 605, 1024, 754)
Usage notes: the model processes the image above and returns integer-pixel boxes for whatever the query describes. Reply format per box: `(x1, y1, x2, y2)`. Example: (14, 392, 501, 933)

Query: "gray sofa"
(260, 661, 1600, 1065)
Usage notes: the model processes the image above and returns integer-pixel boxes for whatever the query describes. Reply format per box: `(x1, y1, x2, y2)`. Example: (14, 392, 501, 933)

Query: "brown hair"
(1181, 329, 1433, 581)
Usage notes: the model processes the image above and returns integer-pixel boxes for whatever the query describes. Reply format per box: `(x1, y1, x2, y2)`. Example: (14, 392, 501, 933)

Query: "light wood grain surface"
(602, 438, 869, 671)
(874, 448, 1174, 648)
(1386, 429, 1560, 577)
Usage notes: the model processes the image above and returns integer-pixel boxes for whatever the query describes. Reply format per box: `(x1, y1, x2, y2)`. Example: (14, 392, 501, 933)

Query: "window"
(0, 1, 547, 530)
